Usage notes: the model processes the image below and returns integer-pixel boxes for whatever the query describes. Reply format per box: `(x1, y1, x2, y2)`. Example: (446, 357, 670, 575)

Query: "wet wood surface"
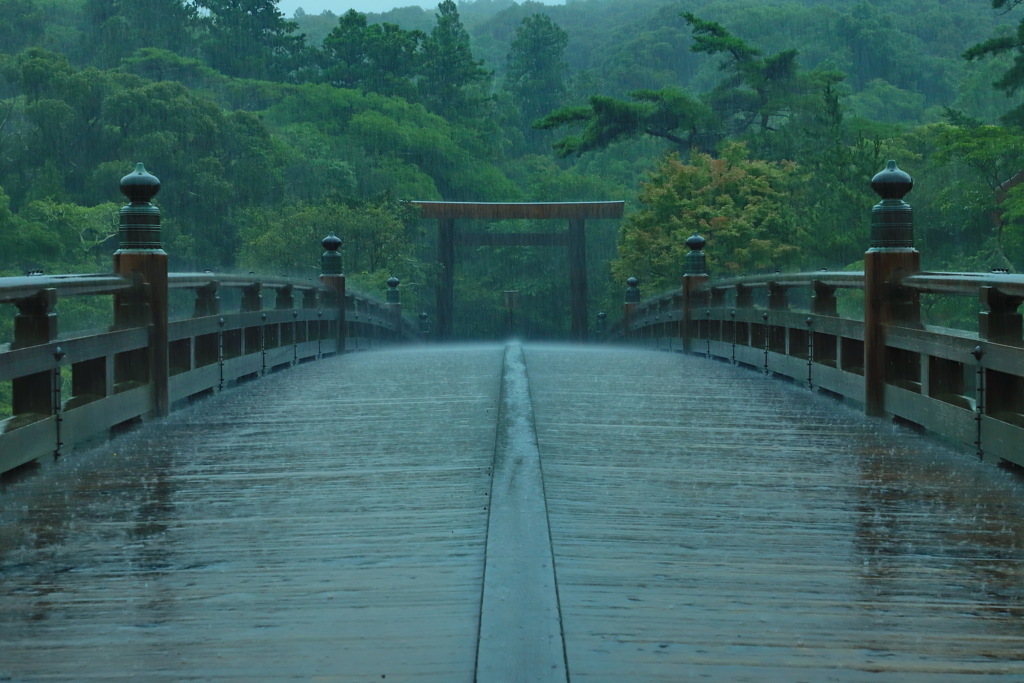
(2, 344, 1024, 681)
(526, 346, 1024, 682)
(1, 346, 503, 682)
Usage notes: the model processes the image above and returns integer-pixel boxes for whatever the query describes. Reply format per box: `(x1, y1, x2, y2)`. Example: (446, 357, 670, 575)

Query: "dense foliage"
(0, 0, 1022, 337)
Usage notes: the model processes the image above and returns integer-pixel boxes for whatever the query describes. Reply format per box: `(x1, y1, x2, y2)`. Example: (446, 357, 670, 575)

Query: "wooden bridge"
(3, 162, 1024, 680)
(3, 343, 1024, 681)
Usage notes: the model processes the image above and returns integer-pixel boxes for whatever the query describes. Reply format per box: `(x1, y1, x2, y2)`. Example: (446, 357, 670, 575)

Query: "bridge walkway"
(2, 345, 1023, 681)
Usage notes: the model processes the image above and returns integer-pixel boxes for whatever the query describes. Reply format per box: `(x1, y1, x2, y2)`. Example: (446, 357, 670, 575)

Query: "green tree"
(536, 14, 838, 159)
(965, 0, 1024, 124)
(682, 13, 841, 138)
(419, 0, 491, 121)
(930, 113, 1024, 268)
(237, 198, 427, 297)
(83, 0, 197, 68)
(504, 14, 568, 125)
(319, 10, 424, 99)
(0, 0, 44, 56)
(612, 142, 802, 292)
(189, 0, 307, 81)
(535, 87, 715, 158)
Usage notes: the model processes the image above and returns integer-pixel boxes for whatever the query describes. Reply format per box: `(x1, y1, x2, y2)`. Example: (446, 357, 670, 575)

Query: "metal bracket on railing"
(217, 317, 226, 391)
(260, 313, 268, 375)
(805, 317, 814, 390)
(52, 345, 65, 458)
(762, 311, 770, 375)
(292, 310, 299, 365)
(705, 310, 711, 358)
(730, 310, 737, 364)
(972, 345, 985, 460)
(316, 310, 324, 359)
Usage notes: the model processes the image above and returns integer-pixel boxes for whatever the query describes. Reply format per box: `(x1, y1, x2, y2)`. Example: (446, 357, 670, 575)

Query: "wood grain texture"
(3, 344, 1024, 682)
(525, 345, 1024, 682)
(0, 345, 504, 681)
(476, 345, 567, 682)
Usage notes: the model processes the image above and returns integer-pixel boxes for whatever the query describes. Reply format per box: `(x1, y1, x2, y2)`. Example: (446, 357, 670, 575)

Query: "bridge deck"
(2, 345, 1024, 681)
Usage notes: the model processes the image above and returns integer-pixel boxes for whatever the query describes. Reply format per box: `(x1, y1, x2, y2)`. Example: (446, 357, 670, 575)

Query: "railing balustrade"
(609, 162, 1024, 469)
(0, 166, 417, 475)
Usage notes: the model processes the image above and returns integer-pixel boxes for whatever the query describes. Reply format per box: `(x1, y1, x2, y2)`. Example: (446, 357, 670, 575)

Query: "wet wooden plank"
(4, 344, 1024, 682)
(0, 346, 504, 681)
(476, 344, 567, 682)
(525, 346, 1024, 682)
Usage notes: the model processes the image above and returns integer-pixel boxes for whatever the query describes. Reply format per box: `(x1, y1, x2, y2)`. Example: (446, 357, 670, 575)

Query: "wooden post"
(437, 218, 454, 340)
(681, 233, 709, 353)
(812, 279, 838, 316)
(979, 286, 1023, 343)
(386, 277, 402, 341)
(568, 217, 588, 342)
(319, 233, 346, 353)
(112, 163, 169, 417)
(623, 277, 640, 340)
(193, 281, 220, 317)
(863, 161, 920, 416)
(11, 287, 58, 418)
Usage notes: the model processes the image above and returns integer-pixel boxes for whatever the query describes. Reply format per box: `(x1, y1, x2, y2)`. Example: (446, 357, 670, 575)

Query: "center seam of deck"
(475, 343, 569, 683)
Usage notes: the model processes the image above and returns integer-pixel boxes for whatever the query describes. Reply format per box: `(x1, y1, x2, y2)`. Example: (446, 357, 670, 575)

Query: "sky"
(277, 0, 434, 15)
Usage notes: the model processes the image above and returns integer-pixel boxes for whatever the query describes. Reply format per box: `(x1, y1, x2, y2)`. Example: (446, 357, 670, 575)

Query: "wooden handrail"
(609, 267, 1024, 469)
(0, 273, 134, 303)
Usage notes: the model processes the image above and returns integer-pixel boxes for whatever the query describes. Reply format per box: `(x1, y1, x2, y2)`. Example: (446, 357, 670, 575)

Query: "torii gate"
(409, 201, 625, 341)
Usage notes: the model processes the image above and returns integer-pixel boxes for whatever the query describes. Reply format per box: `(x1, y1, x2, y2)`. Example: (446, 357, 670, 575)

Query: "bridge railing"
(609, 162, 1024, 469)
(0, 165, 419, 475)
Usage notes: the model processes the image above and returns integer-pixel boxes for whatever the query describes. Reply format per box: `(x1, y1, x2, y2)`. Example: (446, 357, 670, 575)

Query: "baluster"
(979, 286, 1023, 344)
(194, 281, 220, 317)
(11, 288, 58, 419)
(767, 281, 789, 311)
(811, 280, 838, 316)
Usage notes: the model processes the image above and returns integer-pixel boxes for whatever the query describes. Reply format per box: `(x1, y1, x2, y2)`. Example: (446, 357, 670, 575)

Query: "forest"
(1, 0, 1023, 338)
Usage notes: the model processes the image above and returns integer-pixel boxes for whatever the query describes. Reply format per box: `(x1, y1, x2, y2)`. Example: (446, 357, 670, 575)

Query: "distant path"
(1, 344, 1023, 681)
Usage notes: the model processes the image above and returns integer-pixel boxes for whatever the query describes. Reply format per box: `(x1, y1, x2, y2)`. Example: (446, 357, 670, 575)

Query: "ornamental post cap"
(321, 233, 342, 251)
(387, 276, 400, 288)
(120, 162, 160, 203)
(626, 276, 639, 287)
(685, 232, 706, 251)
(871, 160, 913, 200)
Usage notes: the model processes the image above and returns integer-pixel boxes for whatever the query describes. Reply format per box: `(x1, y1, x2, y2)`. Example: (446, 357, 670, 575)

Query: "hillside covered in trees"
(1, 0, 1023, 338)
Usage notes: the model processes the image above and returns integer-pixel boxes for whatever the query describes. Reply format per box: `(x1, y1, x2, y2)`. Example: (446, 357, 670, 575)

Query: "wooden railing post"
(812, 279, 838, 316)
(240, 282, 262, 312)
(623, 277, 640, 340)
(275, 284, 294, 310)
(979, 286, 1023, 344)
(864, 160, 920, 416)
(193, 281, 220, 317)
(319, 233, 346, 353)
(11, 287, 58, 418)
(681, 233, 709, 353)
(112, 163, 169, 417)
(386, 277, 402, 341)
